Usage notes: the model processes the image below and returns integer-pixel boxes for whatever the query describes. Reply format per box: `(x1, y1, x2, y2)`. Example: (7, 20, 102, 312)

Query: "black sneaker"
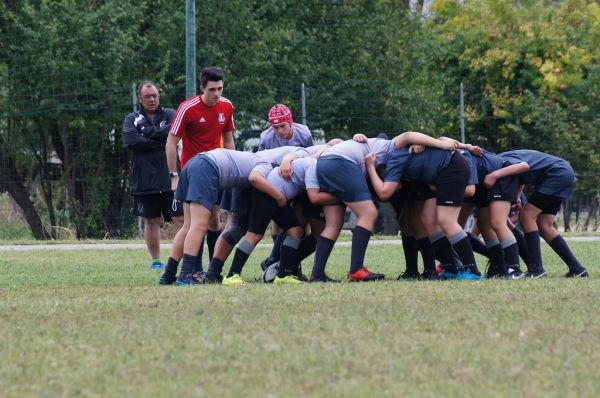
(198, 272, 223, 284)
(260, 257, 275, 272)
(292, 263, 308, 281)
(397, 270, 422, 280)
(175, 272, 204, 286)
(564, 268, 589, 278)
(308, 274, 339, 283)
(158, 273, 177, 285)
(421, 270, 444, 280)
(524, 269, 548, 279)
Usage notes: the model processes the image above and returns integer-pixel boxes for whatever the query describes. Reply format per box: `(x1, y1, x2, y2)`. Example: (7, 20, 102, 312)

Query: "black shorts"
(294, 192, 325, 221)
(133, 192, 183, 221)
(435, 152, 470, 207)
(247, 189, 300, 235)
(528, 191, 563, 215)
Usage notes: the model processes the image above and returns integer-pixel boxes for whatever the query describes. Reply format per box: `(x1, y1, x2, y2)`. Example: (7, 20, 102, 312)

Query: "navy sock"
(401, 235, 419, 274)
(430, 232, 456, 272)
(468, 232, 489, 258)
(311, 237, 335, 279)
(449, 231, 477, 271)
(227, 238, 255, 277)
(524, 231, 544, 272)
(178, 254, 197, 279)
(501, 239, 520, 270)
(193, 242, 204, 274)
(512, 227, 531, 268)
(269, 231, 287, 263)
(278, 237, 300, 277)
(296, 235, 317, 263)
(206, 230, 221, 261)
(486, 241, 506, 274)
(164, 257, 179, 278)
(548, 235, 584, 271)
(206, 257, 224, 279)
(350, 226, 372, 274)
(417, 237, 436, 273)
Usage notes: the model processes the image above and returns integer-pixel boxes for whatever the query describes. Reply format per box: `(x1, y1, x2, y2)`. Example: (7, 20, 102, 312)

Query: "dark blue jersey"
(384, 147, 453, 184)
(499, 150, 576, 198)
(472, 149, 504, 185)
(461, 150, 479, 185)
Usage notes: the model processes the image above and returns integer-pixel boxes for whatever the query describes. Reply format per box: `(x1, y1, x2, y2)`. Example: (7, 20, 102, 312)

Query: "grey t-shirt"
(259, 123, 314, 150)
(321, 137, 396, 173)
(253, 145, 319, 178)
(267, 157, 320, 200)
(204, 149, 271, 189)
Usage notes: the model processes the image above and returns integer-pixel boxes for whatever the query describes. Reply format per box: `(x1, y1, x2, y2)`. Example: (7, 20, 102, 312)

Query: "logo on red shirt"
(218, 113, 225, 124)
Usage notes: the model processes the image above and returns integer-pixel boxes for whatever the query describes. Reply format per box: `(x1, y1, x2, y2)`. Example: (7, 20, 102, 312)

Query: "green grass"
(1, 241, 599, 397)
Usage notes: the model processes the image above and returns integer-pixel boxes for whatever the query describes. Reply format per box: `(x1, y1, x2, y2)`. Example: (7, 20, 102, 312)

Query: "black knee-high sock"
(417, 237, 436, 273)
(548, 235, 584, 271)
(430, 232, 456, 272)
(524, 231, 544, 272)
(227, 238, 256, 277)
(501, 238, 520, 270)
(296, 235, 317, 263)
(449, 231, 477, 271)
(164, 257, 179, 278)
(277, 236, 301, 277)
(311, 237, 335, 279)
(206, 230, 221, 261)
(512, 227, 531, 268)
(193, 240, 204, 273)
(485, 238, 506, 274)
(349, 226, 372, 274)
(178, 254, 197, 279)
(401, 235, 419, 274)
(206, 257, 224, 279)
(468, 232, 489, 258)
(269, 231, 287, 263)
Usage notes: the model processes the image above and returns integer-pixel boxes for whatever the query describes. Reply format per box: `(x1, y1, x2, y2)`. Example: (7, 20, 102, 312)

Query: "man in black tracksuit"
(123, 81, 182, 270)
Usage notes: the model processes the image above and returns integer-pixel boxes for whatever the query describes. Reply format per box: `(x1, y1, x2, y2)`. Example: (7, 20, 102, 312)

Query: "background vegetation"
(0, 0, 599, 239)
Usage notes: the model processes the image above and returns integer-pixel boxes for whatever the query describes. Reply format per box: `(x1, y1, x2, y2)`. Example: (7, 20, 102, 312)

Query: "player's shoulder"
(294, 123, 312, 135)
(176, 96, 202, 112)
(218, 97, 234, 109)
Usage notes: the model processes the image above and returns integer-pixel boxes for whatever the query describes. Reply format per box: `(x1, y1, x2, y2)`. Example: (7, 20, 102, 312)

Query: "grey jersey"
(204, 149, 271, 189)
(267, 157, 320, 200)
(321, 137, 396, 173)
(259, 123, 314, 150)
(253, 146, 315, 178)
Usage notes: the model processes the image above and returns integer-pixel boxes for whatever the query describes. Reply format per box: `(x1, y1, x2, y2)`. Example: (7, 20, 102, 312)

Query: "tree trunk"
(0, 151, 47, 239)
(563, 198, 572, 232)
(583, 193, 597, 232)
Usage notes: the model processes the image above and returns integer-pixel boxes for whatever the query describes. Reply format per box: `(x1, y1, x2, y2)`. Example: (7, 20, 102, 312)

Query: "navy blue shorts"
(230, 187, 252, 216)
(247, 189, 300, 235)
(294, 192, 325, 221)
(435, 152, 470, 207)
(474, 175, 519, 208)
(317, 156, 372, 203)
(528, 191, 563, 215)
(132, 192, 183, 221)
(219, 189, 231, 210)
(175, 155, 220, 210)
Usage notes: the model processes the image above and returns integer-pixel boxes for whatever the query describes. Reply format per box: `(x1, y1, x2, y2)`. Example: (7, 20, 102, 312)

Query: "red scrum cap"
(268, 104, 293, 127)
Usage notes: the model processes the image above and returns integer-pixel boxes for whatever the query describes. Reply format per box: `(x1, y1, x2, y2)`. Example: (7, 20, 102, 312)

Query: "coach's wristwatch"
(169, 171, 179, 178)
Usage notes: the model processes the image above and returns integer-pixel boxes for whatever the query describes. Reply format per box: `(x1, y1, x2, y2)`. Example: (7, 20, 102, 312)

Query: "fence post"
(460, 82, 465, 143)
(301, 82, 307, 126)
(185, 0, 196, 99)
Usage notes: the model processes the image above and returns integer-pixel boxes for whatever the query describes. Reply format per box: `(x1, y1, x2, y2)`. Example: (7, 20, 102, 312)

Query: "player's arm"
(306, 189, 339, 205)
(484, 162, 529, 189)
(221, 130, 235, 149)
(166, 134, 181, 191)
(122, 113, 163, 151)
(365, 153, 400, 201)
(394, 132, 458, 151)
(279, 153, 299, 181)
(249, 170, 287, 207)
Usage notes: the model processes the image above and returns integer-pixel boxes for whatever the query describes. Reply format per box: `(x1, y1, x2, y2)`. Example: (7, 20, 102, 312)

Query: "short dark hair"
(200, 67, 224, 87)
(137, 80, 159, 96)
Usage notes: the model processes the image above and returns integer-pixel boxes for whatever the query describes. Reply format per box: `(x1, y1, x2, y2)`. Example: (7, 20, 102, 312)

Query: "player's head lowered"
(268, 104, 293, 139)
(199, 66, 224, 106)
(137, 80, 160, 114)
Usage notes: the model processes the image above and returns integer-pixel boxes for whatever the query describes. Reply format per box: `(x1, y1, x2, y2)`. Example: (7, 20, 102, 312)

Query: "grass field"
(1, 239, 599, 397)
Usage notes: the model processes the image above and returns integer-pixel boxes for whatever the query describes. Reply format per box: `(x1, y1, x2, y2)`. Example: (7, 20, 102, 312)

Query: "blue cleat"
(175, 272, 203, 286)
(150, 261, 165, 270)
(457, 269, 483, 281)
(158, 273, 177, 285)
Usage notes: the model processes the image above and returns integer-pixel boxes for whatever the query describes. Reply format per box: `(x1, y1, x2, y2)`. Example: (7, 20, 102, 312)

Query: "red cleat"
(347, 267, 385, 282)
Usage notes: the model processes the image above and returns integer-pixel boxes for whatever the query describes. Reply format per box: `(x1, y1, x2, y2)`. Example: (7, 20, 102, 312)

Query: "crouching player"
(499, 150, 589, 278)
